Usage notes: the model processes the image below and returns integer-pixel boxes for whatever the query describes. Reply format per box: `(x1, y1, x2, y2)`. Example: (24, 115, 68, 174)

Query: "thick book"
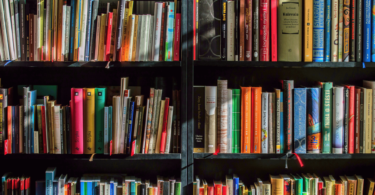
(252, 87, 262, 153)
(95, 88, 106, 154)
(3, 0, 16, 60)
(205, 86, 217, 153)
(275, 89, 281, 153)
(227, 1, 235, 61)
(45, 167, 56, 195)
(112, 96, 122, 154)
(149, 89, 162, 154)
(77, 0, 88, 61)
(283, 80, 294, 154)
(294, 88, 306, 154)
(343, 0, 350, 61)
(0, 0, 10, 60)
(304, 0, 313, 61)
(363, 88, 372, 153)
(227, 89, 233, 153)
(217, 80, 228, 153)
(98, 14, 107, 61)
(270, 0, 277, 61)
(333, 87, 344, 154)
(19, 0, 26, 61)
(159, 4, 166, 61)
(260, 0, 270, 61)
(331, 0, 339, 61)
(319, 82, 333, 153)
(307, 88, 321, 153)
(363, 0, 371, 61)
(261, 92, 268, 153)
(152, 2, 163, 61)
(28, 90, 36, 153)
(241, 87, 251, 153)
(29, 14, 34, 61)
(71, 88, 84, 154)
(144, 89, 155, 154)
(193, 87, 205, 153)
(221, 0, 227, 60)
(232, 89, 241, 153)
(84, 88, 95, 154)
(313, 0, 324, 62)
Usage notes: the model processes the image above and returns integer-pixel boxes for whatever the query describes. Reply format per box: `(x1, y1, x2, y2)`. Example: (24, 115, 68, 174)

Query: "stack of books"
(194, 174, 370, 195)
(194, 0, 369, 62)
(0, 0, 181, 62)
(193, 80, 375, 154)
(0, 77, 182, 155)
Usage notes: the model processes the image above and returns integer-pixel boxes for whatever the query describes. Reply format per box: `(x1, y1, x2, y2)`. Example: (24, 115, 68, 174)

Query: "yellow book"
(125, 15, 135, 61)
(130, 15, 139, 61)
(47, 100, 56, 154)
(84, 88, 95, 154)
(193, 182, 198, 195)
(52, 0, 57, 61)
(367, 178, 375, 195)
(304, 0, 313, 62)
(98, 14, 107, 61)
(121, 1, 133, 61)
(329, 175, 336, 195)
(148, 187, 154, 195)
(155, 100, 165, 154)
(324, 177, 333, 195)
(365, 89, 372, 153)
(73, 0, 82, 61)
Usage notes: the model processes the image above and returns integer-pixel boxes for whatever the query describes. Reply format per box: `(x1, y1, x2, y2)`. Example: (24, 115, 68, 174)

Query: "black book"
(14, 0, 21, 60)
(344, 87, 349, 154)
(20, 1, 26, 61)
(359, 90, 364, 153)
(234, 0, 239, 61)
(221, 0, 227, 60)
(172, 90, 178, 153)
(349, 0, 356, 61)
(177, 90, 181, 153)
(356, 0, 362, 62)
(163, 181, 170, 195)
(114, 0, 125, 60)
(195, 0, 199, 60)
(140, 184, 146, 195)
(193, 86, 205, 153)
(253, 0, 259, 61)
(282, 80, 294, 154)
(25, 4, 29, 61)
(89, 0, 99, 60)
(0, 89, 8, 154)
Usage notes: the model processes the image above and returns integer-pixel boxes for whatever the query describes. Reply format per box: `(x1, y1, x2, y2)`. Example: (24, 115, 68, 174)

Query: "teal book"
(320, 82, 333, 153)
(130, 181, 136, 195)
(164, 2, 175, 61)
(45, 167, 56, 195)
(95, 88, 106, 154)
(232, 89, 241, 153)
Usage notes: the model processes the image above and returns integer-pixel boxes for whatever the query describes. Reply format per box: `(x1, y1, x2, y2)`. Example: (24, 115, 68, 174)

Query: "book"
(69, 0, 76, 61)
(149, 90, 162, 154)
(205, 86, 217, 153)
(313, 0, 324, 62)
(355, 88, 361, 153)
(253, 0, 259, 61)
(307, 88, 321, 153)
(332, 0, 339, 62)
(83, 89, 95, 154)
(344, 85, 355, 153)
(164, 2, 175, 61)
(363, 0, 371, 61)
(356, 0, 362, 62)
(304, 0, 313, 61)
(105, 12, 113, 61)
(338, 0, 344, 61)
(3, 0, 16, 60)
(333, 87, 344, 153)
(98, 14, 107, 61)
(221, 0, 227, 60)
(227, 1, 235, 61)
(350, 0, 356, 61)
(194, 87, 205, 153)
(259, 0, 270, 61)
(160, 98, 170, 154)
(232, 89, 241, 153)
(217, 80, 228, 153)
(227, 89, 233, 153)
(71, 88, 84, 154)
(363, 88, 372, 153)
(241, 87, 252, 153)
(294, 88, 307, 154)
(239, 0, 245, 61)
(275, 89, 282, 153)
(45, 167, 56, 195)
(53, 105, 61, 154)
(343, 0, 350, 61)
(95, 88, 106, 154)
(320, 82, 333, 153)
(261, 92, 269, 153)
(252, 87, 262, 153)
(0, 0, 10, 60)
(245, 0, 252, 61)
(325, 0, 332, 61)
(362, 81, 375, 153)
(84, 0, 93, 61)
(283, 80, 294, 154)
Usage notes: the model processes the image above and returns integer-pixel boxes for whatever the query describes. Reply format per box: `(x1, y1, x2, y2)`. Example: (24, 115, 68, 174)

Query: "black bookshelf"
(194, 61, 375, 68)
(0, 61, 181, 68)
(0, 154, 181, 160)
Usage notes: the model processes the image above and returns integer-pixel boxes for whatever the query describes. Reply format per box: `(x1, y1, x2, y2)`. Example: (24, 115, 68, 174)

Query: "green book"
(320, 82, 333, 153)
(232, 89, 241, 153)
(175, 181, 181, 195)
(135, 106, 145, 154)
(108, 106, 113, 154)
(95, 88, 106, 154)
(292, 174, 303, 195)
(301, 174, 310, 195)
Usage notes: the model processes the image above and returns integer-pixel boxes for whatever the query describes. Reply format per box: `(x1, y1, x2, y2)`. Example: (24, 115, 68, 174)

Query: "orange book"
(241, 87, 251, 153)
(7, 107, 12, 154)
(57, 0, 64, 61)
(304, 0, 313, 61)
(335, 183, 343, 195)
(252, 87, 262, 153)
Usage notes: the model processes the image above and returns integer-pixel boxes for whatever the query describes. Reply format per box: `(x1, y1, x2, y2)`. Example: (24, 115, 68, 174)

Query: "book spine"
(64, 6, 71, 61)
(205, 86, 217, 153)
(360, 90, 364, 153)
(270, 0, 277, 61)
(232, 89, 241, 153)
(349, 0, 356, 61)
(173, 13, 181, 61)
(94, 15, 100, 61)
(71, 89, 84, 154)
(33, 14, 37, 61)
(275, 90, 281, 153)
(307, 88, 321, 153)
(159, 5, 166, 61)
(227, 1, 235, 61)
(73, 0, 82, 61)
(253, 87, 262, 153)
(261, 93, 268, 153)
(152, 3, 162, 61)
(193, 87, 205, 153)
(126, 102, 135, 154)
(29, 14, 34, 61)
(104, 107, 108, 154)
(141, 100, 149, 153)
(283, 80, 294, 153)
(57, 0, 63, 61)
(217, 80, 228, 153)
(68, 0, 75, 61)
(356, 0, 362, 61)
(165, 3, 175, 61)
(110, 7, 118, 62)
(239, 0, 245, 61)
(227, 89, 233, 153)
(344, 87, 349, 153)
(235, 0, 239, 61)
(30, 106, 33, 153)
(363, 0, 371, 61)
(53, 106, 61, 154)
(61, 5, 66, 60)
(89, 0, 98, 60)
(333, 87, 344, 154)
(7, 107, 11, 154)
(0, 0, 10, 60)
(78, 0, 88, 61)
(253, 0, 259, 61)
(98, 14, 106, 61)
(95, 89, 106, 154)
(269, 93, 275, 153)
(222, 0, 227, 60)
(294, 88, 306, 154)
(84, 0, 93, 61)
(325, 0, 332, 61)
(165, 106, 174, 154)
(115, 0, 125, 60)
(245, 0, 252, 61)
(304, 0, 313, 61)
(14, 0, 21, 60)
(343, 0, 350, 61)
(365, 89, 372, 153)
(144, 89, 155, 153)
(193, 0, 196, 60)
(322, 82, 333, 153)
(280, 92, 284, 153)
(160, 99, 170, 154)
(4, 0, 16, 60)
(338, 0, 344, 61)
(332, 0, 339, 61)
(105, 12, 113, 61)
(20, 1, 25, 61)
(355, 88, 361, 153)
(259, 0, 269, 61)
(313, 0, 324, 62)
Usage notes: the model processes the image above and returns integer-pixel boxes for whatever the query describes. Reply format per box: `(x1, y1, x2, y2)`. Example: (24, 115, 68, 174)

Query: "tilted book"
(307, 88, 321, 153)
(294, 88, 306, 154)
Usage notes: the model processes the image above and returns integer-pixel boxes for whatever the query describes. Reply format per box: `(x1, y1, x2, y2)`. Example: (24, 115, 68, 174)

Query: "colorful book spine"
(253, 0, 259, 61)
(343, 0, 350, 61)
(275, 89, 281, 153)
(333, 87, 344, 154)
(239, 0, 245, 61)
(245, 0, 252, 61)
(280, 92, 284, 153)
(104, 107, 109, 154)
(307, 88, 321, 153)
(217, 80, 228, 153)
(221, 0, 227, 60)
(283, 80, 294, 154)
(373, 0, 375, 61)
(260, 0, 270, 61)
(320, 82, 333, 153)
(294, 88, 307, 154)
(363, 0, 371, 62)
(350, 0, 356, 61)
(261, 93, 269, 153)
(227, 1, 235, 61)
(304, 0, 313, 61)
(331, 0, 339, 61)
(271, 0, 277, 61)
(174, 13, 181, 61)
(356, 0, 362, 62)
(105, 12, 113, 61)
(338, 0, 344, 61)
(346, 86, 355, 153)
(95, 88, 106, 154)
(252, 87, 262, 153)
(344, 87, 349, 153)
(126, 101, 135, 154)
(164, 2, 175, 61)
(313, 0, 324, 62)
(241, 87, 251, 153)
(232, 89, 241, 153)
(71, 88, 84, 154)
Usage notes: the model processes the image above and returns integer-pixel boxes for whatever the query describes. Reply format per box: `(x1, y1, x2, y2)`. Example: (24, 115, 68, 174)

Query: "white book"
(331, 0, 339, 62)
(0, 0, 10, 60)
(363, 80, 375, 153)
(94, 16, 101, 61)
(58, 174, 67, 195)
(64, 6, 71, 60)
(332, 87, 344, 154)
(148, 15, 154, 61)
(152, 3, 162, 61)
(217, 80, 228, 153)
(34, 15, 38, 61)
(78, 0, 89, 61)
(205, 86, 217, 153)
(54, 106, 62, 154)
(227, 1, 235, 61)
(34, 131, 39, 153)
(227, 89, 233, 153)
(61, 5, 67, 58)
(338, 0, 343, 62)
(142, 99, 150, 153)
(261, 92, 269, 153)
(128, 15, 136, 61)
(225, 175, 233, 195)
(135, 15, 143, 61)
(2, 0, 15, 60)
(141, 15, 150, 61)
(165, 106, 174, 154)
(10, 0, 18, 59)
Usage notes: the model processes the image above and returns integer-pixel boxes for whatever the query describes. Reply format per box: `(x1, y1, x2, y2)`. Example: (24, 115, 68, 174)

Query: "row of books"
(194, 174, 370, 195)
(193, 80, 375, 154)
(0, 77, 182, 155)
(0, 0, 181, 62)
(1, 174, 31, 195)
(193, 0, 370, 62)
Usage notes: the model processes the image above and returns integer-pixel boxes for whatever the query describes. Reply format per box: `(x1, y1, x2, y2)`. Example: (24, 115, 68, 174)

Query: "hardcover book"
(245, 0, 252, 61)
(325, 0, 332, 61)
(71, 88, 84, 154)
(363, 0, 371, 61)
(338, 0, 344, 61)
(283, 80, 294, 154)
(331, 0, 339, 62)
(259, 0, 270, 61)
(294, 88, 306, 154)
(304, 0, 313, 61)
(253, 0, 260, 61)
(343, 0, 350, 61)
(261, 93, 268, 153)
(232, 89, 241, 153)
(307, 88, 321, 153)
(95, 88, 106, 154)
(221, 0, 227, 61)
(313, 0, 324, 62)
(356, 0, 362, 62)
(241, 87, 252, 153)
(227, 1, 235, 61)
(333, 87, 344, 154)
(252, 87, 262, 153)
(319, 82, 333, 153)
(268, 93, 276, 153)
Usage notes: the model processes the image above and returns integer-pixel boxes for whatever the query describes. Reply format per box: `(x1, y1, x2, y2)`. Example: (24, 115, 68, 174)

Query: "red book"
(222, 186, 227, 195)
(270, 0, 277, 61)
(41, 106, 47, 153)
(245, 0, 252, 61)
(71, 88, 84, 154)
(15, 178, 19, 191)
(106, 12, 113, 61)
(160, 97, 170, 154)
(193, 0, 196, 60)
(7, 106, 12, 154)
(345, 85, 355, 153)
(259, 0, 270, 61)
(284, 180, 291, 195)
(199, 188, 204, 195)
(25, 177, 30, 194)
(174, 13, 181, 61)
(354, 88, 361, 153)
(214, 181, 222, 195)
(208, 185, 214, 195)
(318, 181, 324, 195)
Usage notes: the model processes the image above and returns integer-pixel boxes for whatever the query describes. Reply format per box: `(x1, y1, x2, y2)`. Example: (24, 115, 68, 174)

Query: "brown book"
(29, 14, 34, 61)
(322, 188, 327, 195)
(346, 176, 358, 195)
(239, 0, 245, 61)
(47, 100, 56, 154)
(355, 88, 361, 153)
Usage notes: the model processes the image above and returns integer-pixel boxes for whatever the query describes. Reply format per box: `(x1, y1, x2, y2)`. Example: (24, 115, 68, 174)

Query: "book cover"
(194, 87, 205, 153)
(217, 80, 228, 153)
(363, 0, 371, 61)
(338, 0, 344, 61)
(350, 0, 356, 61)
(331, 0, 339, 61)
(304, 0, 313, 61)
(160, 98, 170, 154)
(227, 89, 232, 153)
(343, 0, 350, 61)
(356, 0, 362, 62)
(261, 92, 268, 153)
(307, 88, 321, 153)
(205, 86, 217, 153)
(227, 1, 235, 61)
(241, 87, 251, 153)
(313, 0, 324, 62)
(252, 87, 262, 153)
(283, 80, 294, 154)
(232, 89, 241, 153)
(259, 0, 270, 61)
(245, 0, 252, 61)
(95, 88, 105, 154)
(294, 88, 306, 154)
(320, 82, 333, 153)
(277, 0, 303, 61)
(270, 0, 277, 61)
(71, 88, 84, 154)
(333, 87, 344, 154)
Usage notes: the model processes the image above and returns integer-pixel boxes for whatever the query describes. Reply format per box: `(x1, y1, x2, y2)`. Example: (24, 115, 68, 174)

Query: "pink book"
(173, 13, 181, 61)
(71, 88, 84, 154)
(159, 98, 170, 154)
(271, 0, 277, 61)
(259, 0, 270, 61)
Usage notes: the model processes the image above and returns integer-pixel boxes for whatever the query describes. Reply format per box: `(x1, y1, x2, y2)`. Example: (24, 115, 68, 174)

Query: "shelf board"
(0, 153, 181, 160)
(291, 153, 375, 159)
(194, 153, 375, 160)
(1, 61, 181, 68)
(194, 61, 373, 68)
(193, 153, 287, 159)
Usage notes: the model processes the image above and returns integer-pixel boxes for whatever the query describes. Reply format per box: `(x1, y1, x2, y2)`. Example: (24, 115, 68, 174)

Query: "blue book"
(294, 88, 306, 154)
(364, 0, 371, 62)
(233, 175, 239, 195)
(108, 106, 112, 155)
(307, 88, 321, 153)
(84, 0, 93, 61)
(280, 92, 284, 153)
(35, 181, 46, 195)
(313, 0, 324, 62)
(30, 105, 35, 153)
(87, 177, 93, 195)
(92, 177, 99, 195)
(69, 0, 76, 61)
(373, 0, 375, 61)
(130, 181, 136, 195)
(324, 0, 331, 62)
(110, 179, 114, 195)
(28, 90, 37, 153)
(80, 177, 87, 195)
(164, 2, 175, 61)
(45, 167, 56, 195)
(127, 102, 135, 153)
